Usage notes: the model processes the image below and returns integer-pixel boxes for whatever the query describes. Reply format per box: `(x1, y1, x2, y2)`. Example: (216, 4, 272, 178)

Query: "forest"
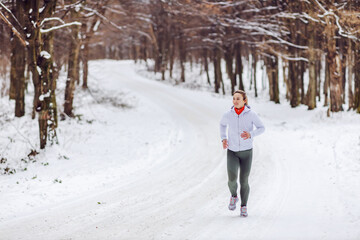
(1, 0, 360, 149)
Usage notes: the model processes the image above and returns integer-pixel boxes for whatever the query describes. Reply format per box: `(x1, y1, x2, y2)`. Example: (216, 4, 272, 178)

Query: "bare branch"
(82, 6, 153, 41)
(0, 2, 23, 29)
(0, 11, 28, 46)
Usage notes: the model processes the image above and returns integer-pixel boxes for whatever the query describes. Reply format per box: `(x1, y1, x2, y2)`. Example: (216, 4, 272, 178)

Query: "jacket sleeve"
(249, 112, 265, 138)
(219, 113, 228, 140)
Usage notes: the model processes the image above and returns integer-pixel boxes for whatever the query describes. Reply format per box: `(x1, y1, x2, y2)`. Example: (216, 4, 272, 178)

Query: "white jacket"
(220, 105, 265, 151)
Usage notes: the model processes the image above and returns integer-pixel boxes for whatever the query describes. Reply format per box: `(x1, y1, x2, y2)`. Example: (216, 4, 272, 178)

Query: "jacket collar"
(231, 105, 250, 115)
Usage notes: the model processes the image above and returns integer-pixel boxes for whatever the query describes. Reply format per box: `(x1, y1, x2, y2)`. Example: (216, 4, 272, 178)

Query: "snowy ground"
(0, 60, 360, 240)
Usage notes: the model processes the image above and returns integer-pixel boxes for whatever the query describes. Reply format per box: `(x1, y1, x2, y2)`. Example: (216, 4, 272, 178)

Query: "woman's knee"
(240, 174, 250, 185)
(228, 171, 238, 182)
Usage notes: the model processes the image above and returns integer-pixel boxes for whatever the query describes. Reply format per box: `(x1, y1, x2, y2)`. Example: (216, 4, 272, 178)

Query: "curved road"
(1, 61, 358, 240)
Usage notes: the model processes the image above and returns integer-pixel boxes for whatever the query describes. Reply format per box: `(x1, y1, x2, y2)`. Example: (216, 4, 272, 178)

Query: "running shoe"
(228, 196, 239, 211)
(240, 206, 248, 217)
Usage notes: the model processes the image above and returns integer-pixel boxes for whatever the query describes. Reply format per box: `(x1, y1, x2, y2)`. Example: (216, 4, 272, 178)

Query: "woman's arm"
(220, 113, 228, 143)
(249, 112, 265, 138)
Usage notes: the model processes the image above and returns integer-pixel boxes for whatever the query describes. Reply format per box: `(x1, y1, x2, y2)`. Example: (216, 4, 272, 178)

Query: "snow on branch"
(311, 0, 357, 40)
(275, 12, 322, 24)
(40, 21, 82, 33)
(83, 12, 95, 18)
(242, 6, 280, 14)
(202, 0, 248, 8)
(40, 17, 65, 27)
(274, 12, 297, 20)
(93, 20, 101, 32)
(0, 2, 12, 15)
(333, 13, 357, 40)
(301, 12, 322, 23)
(134, 13, 152, 24)
(279, 55, 309, 62)
(260, 50, 309, 62)
(228, 18, 308, 50)
(266, 38, 308, 50)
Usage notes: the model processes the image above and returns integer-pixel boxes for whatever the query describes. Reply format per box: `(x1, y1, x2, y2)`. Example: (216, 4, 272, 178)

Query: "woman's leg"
(238, 149, 253, 206)
(227, 149, 240, 197)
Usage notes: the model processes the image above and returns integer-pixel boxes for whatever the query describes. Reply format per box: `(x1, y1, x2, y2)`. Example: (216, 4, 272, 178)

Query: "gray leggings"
(227, 149, 253, 206)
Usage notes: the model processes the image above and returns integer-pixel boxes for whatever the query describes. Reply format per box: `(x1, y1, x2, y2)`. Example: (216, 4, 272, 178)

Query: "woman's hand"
(241, 131, 251, 140)
(222, 139, 228, 149)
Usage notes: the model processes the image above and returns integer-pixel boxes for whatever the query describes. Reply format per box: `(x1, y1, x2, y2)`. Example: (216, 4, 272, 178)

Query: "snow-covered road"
(1, 60, 360, 240)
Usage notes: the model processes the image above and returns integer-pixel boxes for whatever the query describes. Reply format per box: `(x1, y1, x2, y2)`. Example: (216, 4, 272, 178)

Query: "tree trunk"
(23, 0, 58, 149)
(141, 36, 148, 63)
(224, 44, 235, 94)
(348, 39, 354, 110)
(299, 22, 306, 105)
(179, 32, 186, 82)
(300, 60, 305, 104)
(324, 55, 330, 106)
(289, 21, 299, 107)
(40, 1, 57, 149)
(283, 60, 290, 100)
(289, 60, 298, 107)
(249, 55, 253, 90)
(169, 36, 175, 79)
(10, 0, 26, 117)
(307, 22, 317, 110)
(316, 58, 321, 102)
(235, 42, 244, 90)
(82, 38, 89, 89)
(131, 40, 137, 63)
(340, 39, 346, 104)
(266, 55, 279, 103)
(38, 46, 52, 149)
(75, 51, 80, 85)
(252, 51, 258, 97)
(273, 57, 280, 104)
(64, 4, 81, 117)
(354, 40, 360, 113)
(151, 21, 163, 74)
(161, 25, 169, 81)
(266, 58, 273, 101)
(203, 48, 211, 86)
(9, 34, 16, 100)
(24, 0, 41, 119)
(215, 49, 225, 95)
(43, 19, 58, 144)
(213, 47, 220, 93)
(325, 16, 343, 112)
(9, 37, 17, 100)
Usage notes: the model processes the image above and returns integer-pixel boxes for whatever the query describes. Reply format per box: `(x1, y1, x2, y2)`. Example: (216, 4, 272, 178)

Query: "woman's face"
(233, 93, 245, 108)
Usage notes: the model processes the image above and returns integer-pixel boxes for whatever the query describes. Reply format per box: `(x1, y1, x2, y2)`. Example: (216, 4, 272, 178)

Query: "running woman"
(220, 90, 265, 217)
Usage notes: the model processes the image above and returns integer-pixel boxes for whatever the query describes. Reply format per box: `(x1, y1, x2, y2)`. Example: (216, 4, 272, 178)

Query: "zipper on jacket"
(238, 114, 241, 149)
